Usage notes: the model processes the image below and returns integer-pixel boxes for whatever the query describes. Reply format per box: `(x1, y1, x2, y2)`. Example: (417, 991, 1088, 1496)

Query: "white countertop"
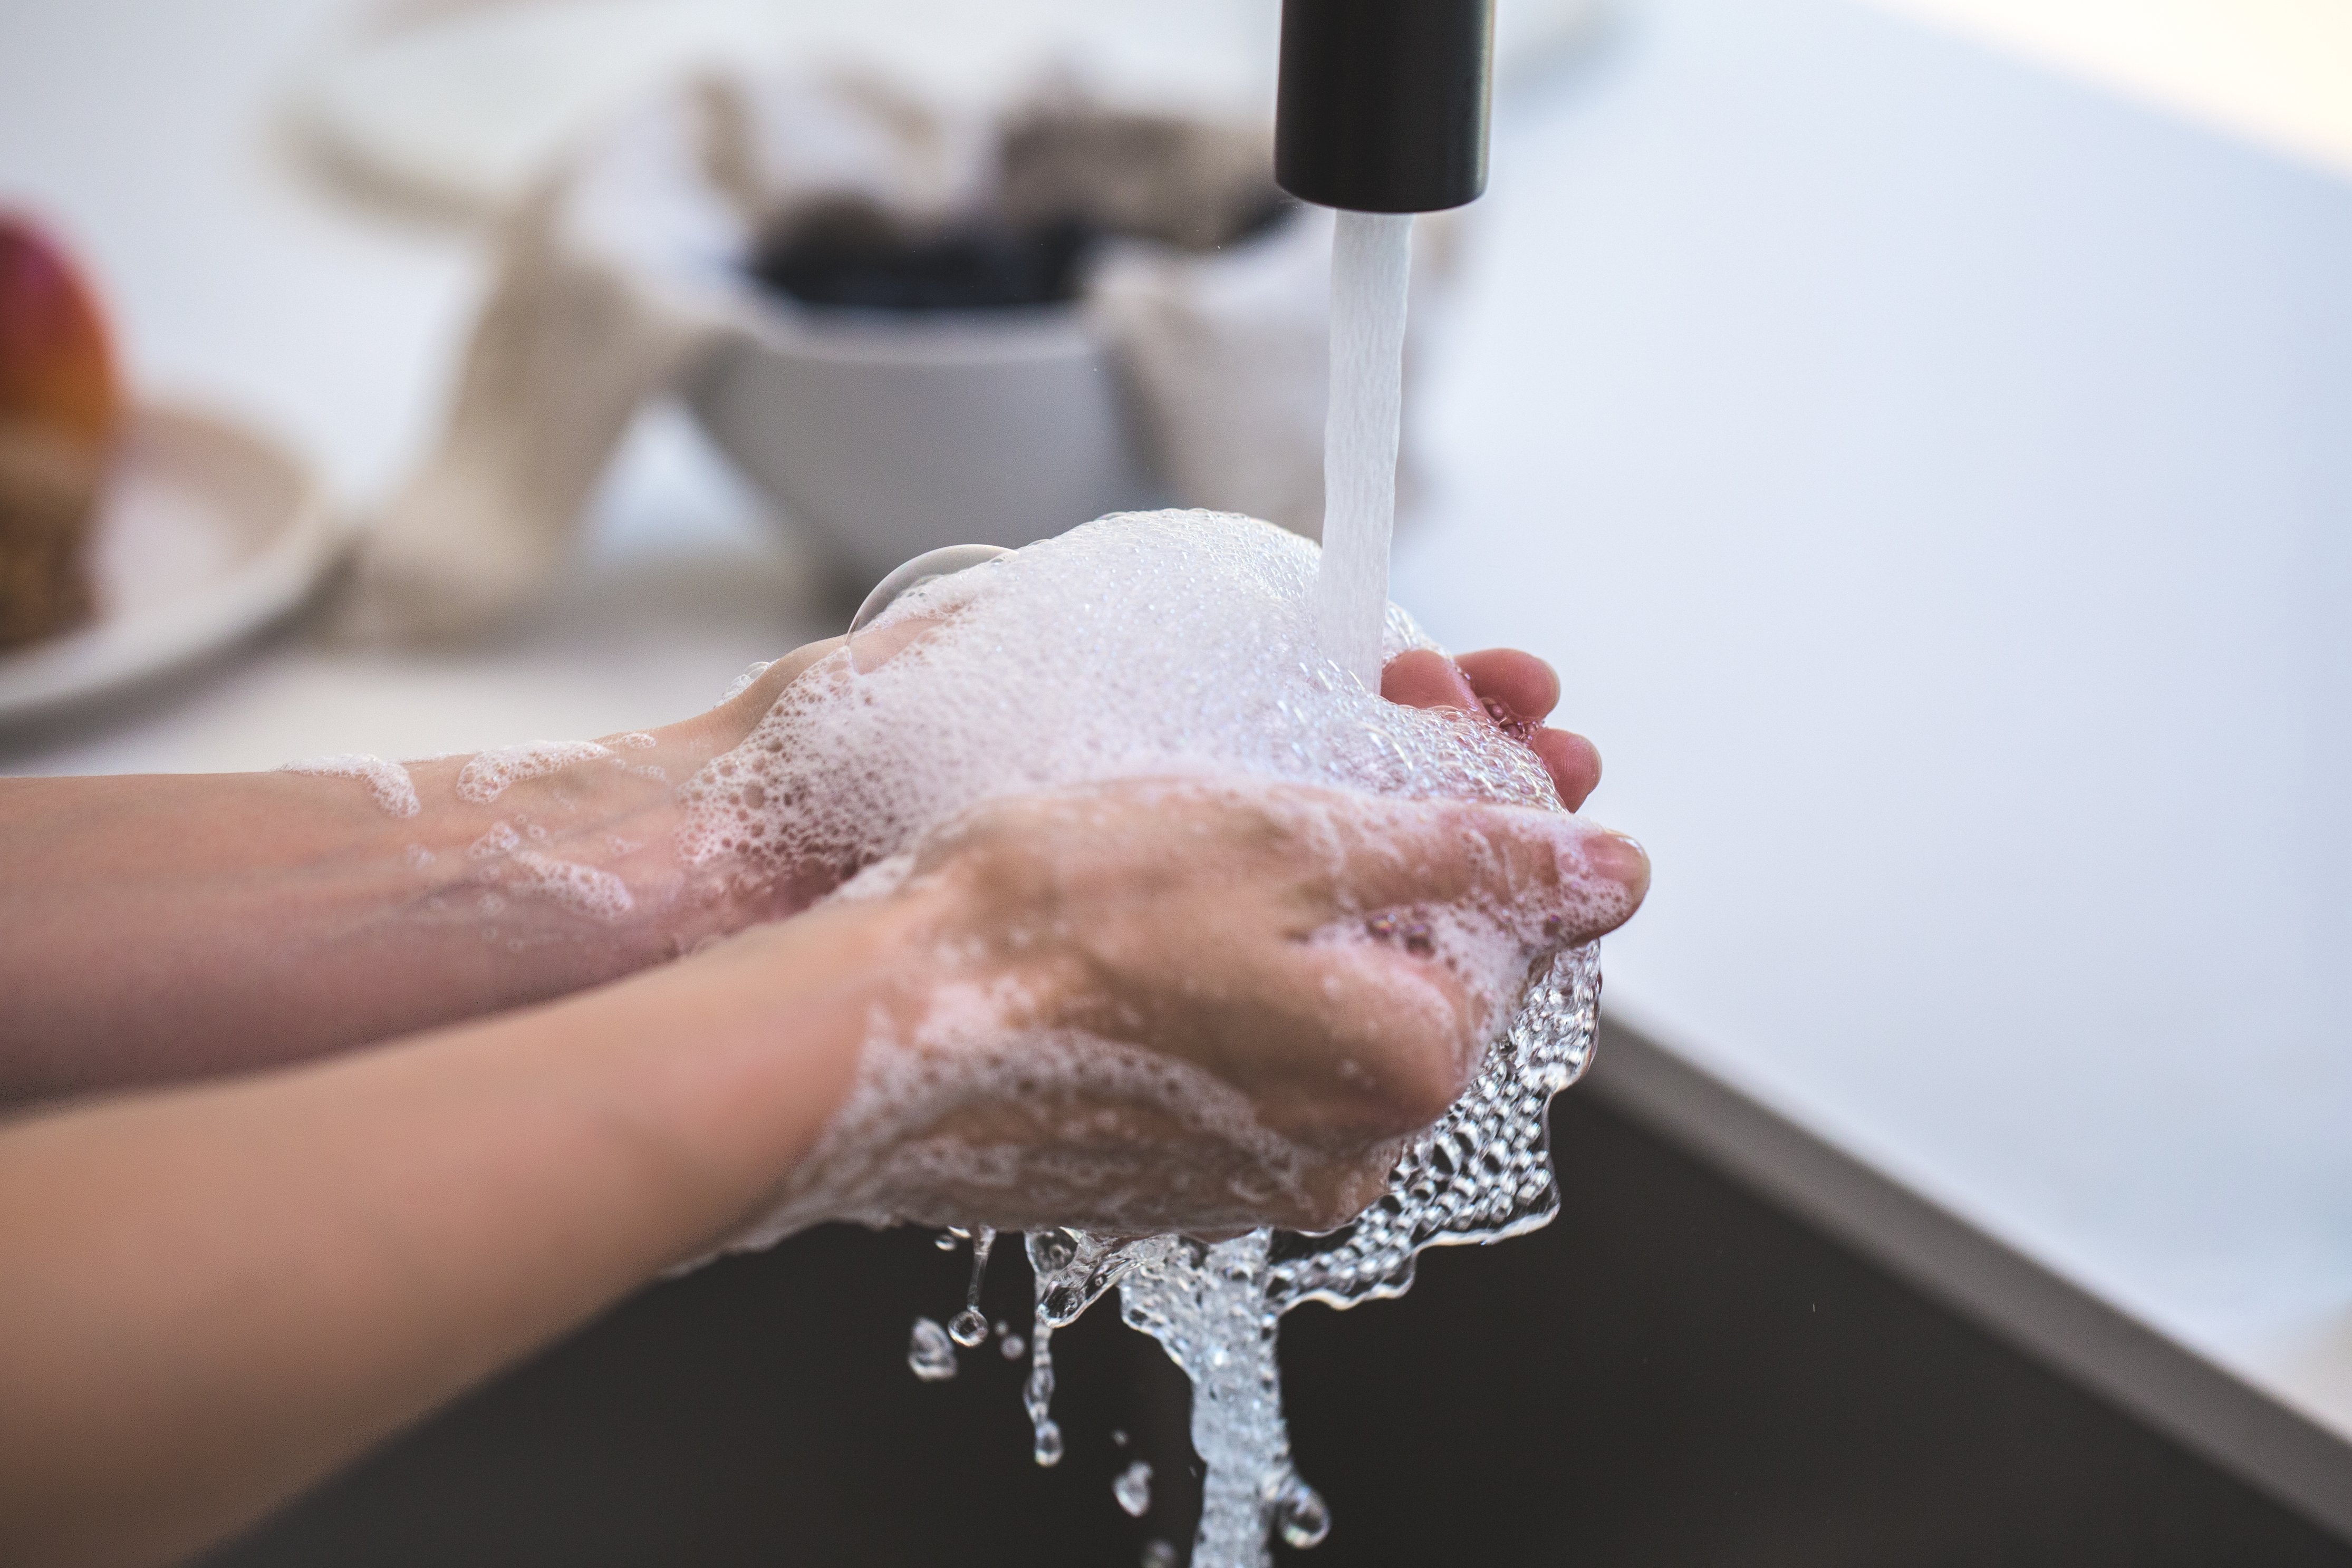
(4, 0, 2348, 1473)
(1394, 0, 2352, 1443)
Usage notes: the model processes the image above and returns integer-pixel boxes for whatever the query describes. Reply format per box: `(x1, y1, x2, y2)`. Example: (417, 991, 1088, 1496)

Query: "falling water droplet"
(1274, 1474, 1331, 1549)
(933, 1230, 959, 1251)
(1021, 1308, 1063, 1465)
(1033, 1419, 1065, 1467)
(899, 913, 1599, 1551)
(1000, 1333, 1026, 1359)
(1113, 1459, 1153, 1517)
(946, 1225, 996, 1349)
(1031, 1227, 1078, 1271)
(906, 1317, 957, 1382)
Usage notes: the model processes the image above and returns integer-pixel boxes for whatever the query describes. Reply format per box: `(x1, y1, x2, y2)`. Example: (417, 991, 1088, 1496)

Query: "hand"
(765, 772, 1647, 1239)
(690, 631, 1644, 1238)
(379, 635, 860, 964)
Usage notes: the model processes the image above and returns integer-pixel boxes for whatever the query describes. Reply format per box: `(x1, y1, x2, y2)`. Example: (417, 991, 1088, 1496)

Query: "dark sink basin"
(198, 1032, 2352, 1568)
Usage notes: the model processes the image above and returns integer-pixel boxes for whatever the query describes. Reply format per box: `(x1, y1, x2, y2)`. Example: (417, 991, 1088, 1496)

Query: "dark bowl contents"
(750, 196, 1102, 312)
(746, 103, 1295, 316)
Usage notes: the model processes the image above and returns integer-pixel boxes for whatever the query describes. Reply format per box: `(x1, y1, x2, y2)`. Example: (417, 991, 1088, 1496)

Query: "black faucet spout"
(1275, 0, 1496, 214)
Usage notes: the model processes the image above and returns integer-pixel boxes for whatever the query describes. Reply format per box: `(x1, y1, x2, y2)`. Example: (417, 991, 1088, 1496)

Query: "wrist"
(551, 873, 958, 1256)
(388, 708, 814, 990)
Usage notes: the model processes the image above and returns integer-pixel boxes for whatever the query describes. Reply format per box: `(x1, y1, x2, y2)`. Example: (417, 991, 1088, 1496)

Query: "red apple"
(0, 214, 120, 453)
(0, 217, 117, 646)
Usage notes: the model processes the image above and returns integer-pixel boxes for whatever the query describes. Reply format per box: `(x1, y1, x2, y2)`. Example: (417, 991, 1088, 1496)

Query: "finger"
(1380, 648, 1478, 711)
(1314, 794, 1649, 948)
(706, 614, 942, 744)
(848, 614, 944, 673)
(707, 636, 844, 733)
(1529, 727, 1602, 810)
(1279, 940, 1490, 1134)
(1453, 649, 1560, 724)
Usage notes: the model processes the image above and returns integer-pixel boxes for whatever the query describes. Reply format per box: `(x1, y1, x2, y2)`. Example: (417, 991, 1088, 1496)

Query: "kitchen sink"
(199, 1026, 2352, 1567)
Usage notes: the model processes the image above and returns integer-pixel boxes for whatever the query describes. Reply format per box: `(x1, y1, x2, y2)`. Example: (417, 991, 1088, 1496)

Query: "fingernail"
(1582, 830, 1649, 892)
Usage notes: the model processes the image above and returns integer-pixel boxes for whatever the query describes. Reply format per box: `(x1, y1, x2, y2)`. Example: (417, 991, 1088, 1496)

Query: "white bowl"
(686, 299, 1161, 586)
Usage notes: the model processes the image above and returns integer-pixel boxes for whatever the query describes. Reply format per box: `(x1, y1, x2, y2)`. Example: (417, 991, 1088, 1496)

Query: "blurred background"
(4, 0, 2350, 1560)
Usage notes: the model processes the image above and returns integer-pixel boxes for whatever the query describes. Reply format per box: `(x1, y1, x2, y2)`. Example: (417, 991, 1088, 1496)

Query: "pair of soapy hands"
(667, 625, 1649, 1238)
(0, 634, 1644, 1568)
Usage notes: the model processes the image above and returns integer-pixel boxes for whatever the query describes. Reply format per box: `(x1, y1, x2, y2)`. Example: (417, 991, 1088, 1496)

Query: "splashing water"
(1019, 943, 1602, 1565)
(948, 1226, 995, 1347)
(875, 211, 1600, 1565)
(905, 940, 1600, 1561)
(1314, 210, 1413, 690)
(1025, 1320, 1063, 1466)
(774, 209, 1602, 1560)
(686, 298, 1613, 1561)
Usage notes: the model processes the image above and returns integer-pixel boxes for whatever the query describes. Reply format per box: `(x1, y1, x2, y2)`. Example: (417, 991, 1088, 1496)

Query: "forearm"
(0, 771, 637, 1099)
(0, 655, 835, 1104)
(0, 890, 910, 1568)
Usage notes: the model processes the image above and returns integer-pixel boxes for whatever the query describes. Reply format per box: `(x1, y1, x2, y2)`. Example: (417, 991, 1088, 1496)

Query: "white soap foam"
(677, 511, 1568, 884)
(455, 740, 615, 805)
(467, 821, 522, 860)
(721, 660, 775, 702)
(506, 848, 635, 923)
(677, 510, 1621, 1567)
(279, 754, 420, 819)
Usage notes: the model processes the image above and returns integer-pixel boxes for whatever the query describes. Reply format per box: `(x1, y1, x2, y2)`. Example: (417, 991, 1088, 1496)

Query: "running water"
(909, 942, 1599, 1562)
(947, 1227, 994, 1348)
(1014, 942, 1600, 1566)
(683, 489, 1615, 1563)
(1314, 210, 1414, 690)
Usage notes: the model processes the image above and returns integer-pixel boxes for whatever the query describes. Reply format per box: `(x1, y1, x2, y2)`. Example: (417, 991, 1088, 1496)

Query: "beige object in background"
(336, 177, 712, 643)
(1859, 0, 2352, 178)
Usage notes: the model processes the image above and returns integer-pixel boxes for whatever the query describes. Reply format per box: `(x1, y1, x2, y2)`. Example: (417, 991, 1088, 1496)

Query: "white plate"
(292, 0, 1608, 216)
(0, 403, 345, 726)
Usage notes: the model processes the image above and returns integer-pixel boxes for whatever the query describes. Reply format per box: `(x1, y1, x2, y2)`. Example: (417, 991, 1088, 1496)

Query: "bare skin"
(0, 640, 1645, 1567)
(0, 638, 1604, 1105)
(0, 636, 844, 1104)
(823, 778, 1643, 1238)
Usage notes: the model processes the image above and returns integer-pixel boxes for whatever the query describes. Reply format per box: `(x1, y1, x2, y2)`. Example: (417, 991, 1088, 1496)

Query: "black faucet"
(1275, 0, 1497, 214)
